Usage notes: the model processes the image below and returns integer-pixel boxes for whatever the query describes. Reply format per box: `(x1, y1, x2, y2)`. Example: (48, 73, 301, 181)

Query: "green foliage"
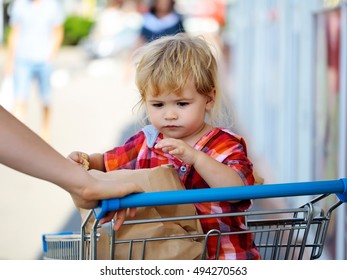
(63, 15, 95, 46)
(2, 26, 11, 46)
(1, 15, 95, 47)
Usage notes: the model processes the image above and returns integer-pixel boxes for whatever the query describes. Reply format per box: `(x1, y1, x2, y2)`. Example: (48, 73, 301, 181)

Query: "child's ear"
(205, 89, 215, 110)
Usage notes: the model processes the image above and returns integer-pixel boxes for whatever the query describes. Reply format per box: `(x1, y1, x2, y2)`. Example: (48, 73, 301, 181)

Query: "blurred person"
(4, 0, 65, 142)
(181, 0, 227, 58)
(123, 0, 185, 82)
(0, 105, 142, 229)
(68, 34, 261, 260)
(137, 0, 185, 44)
(81, 0, 142, 59)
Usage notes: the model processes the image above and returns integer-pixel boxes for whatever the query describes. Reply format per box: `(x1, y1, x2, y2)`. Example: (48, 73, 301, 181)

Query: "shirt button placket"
(179, 165, 187, 176)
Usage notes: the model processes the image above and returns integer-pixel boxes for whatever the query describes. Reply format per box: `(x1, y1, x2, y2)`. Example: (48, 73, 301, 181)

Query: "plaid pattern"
(104, 126, 261, 260)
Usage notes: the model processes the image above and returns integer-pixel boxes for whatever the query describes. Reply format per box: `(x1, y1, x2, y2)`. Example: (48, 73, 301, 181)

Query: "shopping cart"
(42, 178, 347, 260)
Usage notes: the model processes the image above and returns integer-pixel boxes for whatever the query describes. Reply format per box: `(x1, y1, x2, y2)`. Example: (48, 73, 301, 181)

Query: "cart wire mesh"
(42, 178, 347, 260)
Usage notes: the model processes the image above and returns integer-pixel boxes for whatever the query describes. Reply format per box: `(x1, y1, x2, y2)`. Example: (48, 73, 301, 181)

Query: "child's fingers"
(155, 138, 177, 149)
(168, 148, 181, 155)
(161, 145, 176, 153)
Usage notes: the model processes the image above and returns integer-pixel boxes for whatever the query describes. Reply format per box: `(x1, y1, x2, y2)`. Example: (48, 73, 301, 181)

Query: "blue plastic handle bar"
(93, 178, 347, 220)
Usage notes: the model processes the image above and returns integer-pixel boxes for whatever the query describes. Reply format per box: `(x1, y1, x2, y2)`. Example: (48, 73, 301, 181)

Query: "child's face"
(145, 78, 214, 142)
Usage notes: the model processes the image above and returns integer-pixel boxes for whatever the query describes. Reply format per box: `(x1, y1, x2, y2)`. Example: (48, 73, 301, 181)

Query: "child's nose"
(164, 109, 178, 120)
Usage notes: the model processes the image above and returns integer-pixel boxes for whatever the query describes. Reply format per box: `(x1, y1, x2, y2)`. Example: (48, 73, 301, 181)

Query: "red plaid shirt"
(104, 125, 261, 260)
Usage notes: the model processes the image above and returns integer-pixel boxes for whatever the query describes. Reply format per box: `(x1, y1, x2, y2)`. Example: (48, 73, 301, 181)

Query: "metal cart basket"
(42, 178, 347, 260)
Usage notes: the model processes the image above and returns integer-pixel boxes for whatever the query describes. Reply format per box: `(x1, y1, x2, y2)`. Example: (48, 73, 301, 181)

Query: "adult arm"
(0, 106, 142, 211)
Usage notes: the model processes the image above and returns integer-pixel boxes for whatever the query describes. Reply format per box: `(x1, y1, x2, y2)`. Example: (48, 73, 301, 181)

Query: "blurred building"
(225, 0, 347, 259)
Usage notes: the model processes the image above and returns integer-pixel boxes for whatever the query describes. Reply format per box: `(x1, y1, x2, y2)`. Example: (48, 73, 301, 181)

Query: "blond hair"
(134, 33, 225, 126)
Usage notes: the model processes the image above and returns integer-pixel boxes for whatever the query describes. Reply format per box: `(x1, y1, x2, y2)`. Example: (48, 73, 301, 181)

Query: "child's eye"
(177, 102, 189, 107)
(152, 103, 163, 108)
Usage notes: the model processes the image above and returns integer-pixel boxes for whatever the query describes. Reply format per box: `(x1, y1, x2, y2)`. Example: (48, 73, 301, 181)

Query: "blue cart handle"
(93, 178, 347, 220)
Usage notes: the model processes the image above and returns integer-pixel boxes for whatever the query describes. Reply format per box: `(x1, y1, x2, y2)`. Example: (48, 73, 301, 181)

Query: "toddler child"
(68, 33, 261, 260)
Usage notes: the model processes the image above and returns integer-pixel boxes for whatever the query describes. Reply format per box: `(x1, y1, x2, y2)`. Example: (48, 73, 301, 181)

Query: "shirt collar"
(142, 125, 160, 148)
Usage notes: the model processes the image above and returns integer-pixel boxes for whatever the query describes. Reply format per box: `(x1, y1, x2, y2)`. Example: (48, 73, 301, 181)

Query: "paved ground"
(0, 47, 140, 259)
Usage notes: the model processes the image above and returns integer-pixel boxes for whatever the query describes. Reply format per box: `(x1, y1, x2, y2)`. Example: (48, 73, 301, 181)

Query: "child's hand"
(155, 138, 198, 165)
(67, 151, 90, 170)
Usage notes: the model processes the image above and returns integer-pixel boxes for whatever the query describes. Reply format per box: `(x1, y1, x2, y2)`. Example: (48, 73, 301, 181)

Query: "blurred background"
(0, 0, 346, 260)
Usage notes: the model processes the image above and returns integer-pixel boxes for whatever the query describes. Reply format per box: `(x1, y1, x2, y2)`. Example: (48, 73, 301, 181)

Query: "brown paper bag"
(80, 165, 204, 260)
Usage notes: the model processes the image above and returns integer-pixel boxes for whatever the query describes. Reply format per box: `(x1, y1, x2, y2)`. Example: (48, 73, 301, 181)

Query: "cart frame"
(42, 178, 347, 260)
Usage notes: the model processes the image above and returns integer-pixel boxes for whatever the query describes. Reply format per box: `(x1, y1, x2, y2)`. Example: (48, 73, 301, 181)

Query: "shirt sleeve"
(104, 131, 145, 171)
(222, 137, 255, 186)
(206, 130, 255, 186)
(52, 0, 65, 25)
